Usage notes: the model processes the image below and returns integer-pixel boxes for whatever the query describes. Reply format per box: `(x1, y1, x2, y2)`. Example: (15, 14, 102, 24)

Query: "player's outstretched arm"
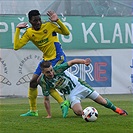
(44, 96, 52, 118)
(47, 10, 70, 35)
(14, 22, 29, 50)
(47, 10, 58, 22)
(67, 58, 91, 67)
(16, 22, 28, 29)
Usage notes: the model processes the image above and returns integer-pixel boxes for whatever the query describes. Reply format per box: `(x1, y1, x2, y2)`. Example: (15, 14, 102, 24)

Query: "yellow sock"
(50, 89, 64, 104)
(28, 87, 38, 111)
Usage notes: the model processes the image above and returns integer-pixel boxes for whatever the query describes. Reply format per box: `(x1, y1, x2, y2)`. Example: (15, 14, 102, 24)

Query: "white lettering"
(0, 22, 8, 32)
(86, 64, 94, 81)
(82, 23, 98, 43)
(125, 23, 133, 44)
(11, 22, 15, 43)
(99, 23, 110, 43)
(68, 64, 79, 75)
(112, 23, 123, 43)
(68, 64, 94, 81)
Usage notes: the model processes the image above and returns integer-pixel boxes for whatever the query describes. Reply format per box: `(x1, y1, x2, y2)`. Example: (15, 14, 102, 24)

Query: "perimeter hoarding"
(67, 56, 111, 87)
(0, 49, 132, 96)
(0, 15, 132, 50)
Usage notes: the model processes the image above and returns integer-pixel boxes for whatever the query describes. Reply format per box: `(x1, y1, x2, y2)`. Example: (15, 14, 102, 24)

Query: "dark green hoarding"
(0, 15, 132, 50)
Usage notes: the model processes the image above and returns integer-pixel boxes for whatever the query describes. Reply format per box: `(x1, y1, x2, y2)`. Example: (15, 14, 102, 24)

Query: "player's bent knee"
(29, 75, 39, 88)
(30, 80, 38, 88)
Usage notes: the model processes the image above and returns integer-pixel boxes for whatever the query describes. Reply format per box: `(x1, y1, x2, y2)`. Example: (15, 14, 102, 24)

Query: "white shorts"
(66, 84, 99, 108)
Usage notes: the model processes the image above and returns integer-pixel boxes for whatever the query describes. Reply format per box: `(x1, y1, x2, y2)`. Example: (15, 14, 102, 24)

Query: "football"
(82, 106, 98, 122)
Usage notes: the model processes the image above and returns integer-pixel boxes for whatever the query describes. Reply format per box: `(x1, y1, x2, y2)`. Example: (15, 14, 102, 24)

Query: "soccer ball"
(82, 106, 98, 122)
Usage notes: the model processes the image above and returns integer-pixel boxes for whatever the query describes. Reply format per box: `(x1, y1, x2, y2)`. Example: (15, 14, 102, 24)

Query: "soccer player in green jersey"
(14, 10, 70, 117)
(38, 58, 128, 117)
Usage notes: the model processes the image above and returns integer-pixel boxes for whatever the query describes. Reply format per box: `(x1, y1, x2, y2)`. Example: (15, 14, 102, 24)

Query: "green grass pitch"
(0, 94, 133, 133)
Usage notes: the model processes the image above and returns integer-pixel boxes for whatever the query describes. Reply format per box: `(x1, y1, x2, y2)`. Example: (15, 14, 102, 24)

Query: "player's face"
(42, 66, 54, 79)
(29, 15, 42, 30)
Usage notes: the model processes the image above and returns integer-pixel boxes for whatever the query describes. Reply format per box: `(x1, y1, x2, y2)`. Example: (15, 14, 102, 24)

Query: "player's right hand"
(47, 10, 58, 22)
(84, 58, 91, 66)
(16, 22, 28, 29)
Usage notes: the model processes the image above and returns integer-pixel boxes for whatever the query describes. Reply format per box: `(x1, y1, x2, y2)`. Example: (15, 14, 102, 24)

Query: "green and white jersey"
(39, 62, 94, 96)
(39, 62, 74, 96)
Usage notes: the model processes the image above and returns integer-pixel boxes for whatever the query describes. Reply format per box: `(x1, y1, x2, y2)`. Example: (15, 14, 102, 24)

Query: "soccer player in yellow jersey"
(14, 10, 70, 118)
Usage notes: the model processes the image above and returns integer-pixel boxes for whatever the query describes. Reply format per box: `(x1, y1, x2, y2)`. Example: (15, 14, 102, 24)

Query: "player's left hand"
(45, 115, 52, 118)
(42, 115, 52, 119)
(84, 58, 91, 66)
(16, 22, 28, 29)
(47, 10, 58, 22)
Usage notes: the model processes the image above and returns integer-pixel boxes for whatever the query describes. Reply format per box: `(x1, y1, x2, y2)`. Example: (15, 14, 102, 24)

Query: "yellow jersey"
(14, 19, 70, 60)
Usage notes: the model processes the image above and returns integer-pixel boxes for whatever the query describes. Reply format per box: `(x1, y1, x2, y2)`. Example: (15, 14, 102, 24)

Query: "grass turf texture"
(0, 94, 133, 133)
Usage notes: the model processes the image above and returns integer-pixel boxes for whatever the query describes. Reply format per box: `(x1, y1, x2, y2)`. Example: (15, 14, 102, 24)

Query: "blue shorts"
(34, 54, 67, 76)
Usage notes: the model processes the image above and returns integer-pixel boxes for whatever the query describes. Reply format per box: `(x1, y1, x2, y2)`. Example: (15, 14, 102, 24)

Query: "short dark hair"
(40, 61, 52, 70)
(28, 10, 40, 20)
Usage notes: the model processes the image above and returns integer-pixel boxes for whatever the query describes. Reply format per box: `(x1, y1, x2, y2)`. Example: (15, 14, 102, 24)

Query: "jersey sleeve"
(54, 62, 69, 74)
(14, 28, 29, 50)
(54, 19, 70, 35)
(38, 75, 50, 96)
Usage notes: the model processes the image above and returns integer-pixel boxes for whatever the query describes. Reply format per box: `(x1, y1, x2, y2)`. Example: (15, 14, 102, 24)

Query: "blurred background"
(0, 0, 132, 16)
